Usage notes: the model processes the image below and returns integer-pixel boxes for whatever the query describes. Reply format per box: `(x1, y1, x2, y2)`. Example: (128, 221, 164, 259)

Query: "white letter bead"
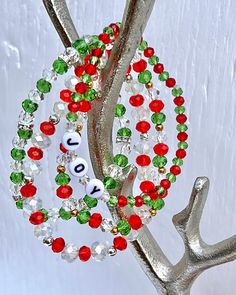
(68, 157, 88, 177)
(62, 132, 81, 151)
(85, 179, 105, 199)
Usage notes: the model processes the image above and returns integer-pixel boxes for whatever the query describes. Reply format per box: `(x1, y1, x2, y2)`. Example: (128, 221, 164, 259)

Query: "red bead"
(77, 100, 91, 112)
(133, 59, 147, 73)
(74, 65, 85, 78)
(176, 114, 187, 124)
(113, 236, 127, 251)
(144, 47, 154, 57)
(109, 23, 120, 38)
(52, 237, 65, 253)
(136, 154, 151, 166)
(27, 147, 43, 160)
(118, 195, 128, 208)
(78, 246, 91, 262)
(91, 48, 103, 58)
(170, 165, 181, 175)
(149, 100, 164, 112)
(56, 185, 73, 199)
(20, 183, 37, 198)
(129, 214, 142, 230)
(174, 96, 185, 106)
(135, 196, 144, 207)
(177, 132, 188, 142)
(129, 94, 144, 107)
(159, 189, 168, 199)
(136, 121, 151, 133)
(89, 213, 102, 228)
(75, 82, 88, 94)
(85, 64, 97, 76)
(60, 143, 68, 154)
(60, 89, 73, 103)
(160, 179, 171, 190)
(68, 102, 80, 113)
(153, 143, 169, 155)
(176, 149, 187, 159)
(29, 211, 45, 225)
(140, 180, 155, 194)
(99, 33, 110, 44)
(166, 78, 176, 88)
(84, 54, 92, 65)
(40, 121, 55, 136)
(153, 63, 164, 74)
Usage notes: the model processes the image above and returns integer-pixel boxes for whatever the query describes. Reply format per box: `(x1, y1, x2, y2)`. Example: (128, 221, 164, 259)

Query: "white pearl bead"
(62, 131, 81, 151)
(64, 75, 79, 91)
(85, 179, 104, 199)
(68, 157, 88, 177)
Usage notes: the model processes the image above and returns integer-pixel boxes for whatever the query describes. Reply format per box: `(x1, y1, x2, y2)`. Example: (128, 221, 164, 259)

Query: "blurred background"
(1, 0, 236, 294)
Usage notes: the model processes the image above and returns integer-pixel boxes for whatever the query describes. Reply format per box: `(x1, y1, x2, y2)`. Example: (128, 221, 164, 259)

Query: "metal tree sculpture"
(43, 0, 236, 294)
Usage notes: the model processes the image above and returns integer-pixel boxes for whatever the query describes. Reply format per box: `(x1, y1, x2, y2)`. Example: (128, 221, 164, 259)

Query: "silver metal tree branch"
(43, 1, 236, 294)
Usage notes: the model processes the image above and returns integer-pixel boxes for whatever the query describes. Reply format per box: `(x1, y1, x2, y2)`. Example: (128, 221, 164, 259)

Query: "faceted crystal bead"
(106, 164, 123, 179)
(12, 135, 27, 149)
(100, 190, 110, 202)
(18, 111, 35, 126)
(34, 223, 53, 240)
(62, 198, 77, 212)
(42, 68, 57, 82)
(48, 208, 60, 223)
(31, 133, 51, 149)
(100, 218, 115, 232)
(53, 102, 67, 117)
(134, 140, 151, 154)
(78, 175, 90, 185)
(131, 51, 142, 63)
(10, 161, 23, 171)
(64, 75, 80, 91)
(91, 242, 108, 262)
(119, 117, 130, 128)
(134, 205, 152, 225)
(9, 184, 21, 197)
(23, 160, 42, 177)
(56, 154, 68, 166)
(138, 167, 158, 182)
(61, 243, 79, 263)
(28, 89, 44, 103)
(155, 131, 168, 143)
(126, 230, 139, 241)
(125, 79, 144, 95)
(60, 47, 81, 66)
(146, 87, 160, 100)
(131, 106, 150, 121)
(23, 197, 43, 216)
(76, 199, 87, 211)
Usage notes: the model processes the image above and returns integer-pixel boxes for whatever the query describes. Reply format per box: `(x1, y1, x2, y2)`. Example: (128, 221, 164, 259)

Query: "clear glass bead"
(66, 122, 77, 132)
(100, 219, 115, 232)
(23, 160, 42, 177)
(9, 184, 21, 197)
(134, 205, 152, 225)
(76, 198, 87, 211)
(126, 230, 139, 241)
(61, 243, 79, 263)
(119, 117, 130, 128)
(131, 51, 142, 63)
(91, 242, 108, 262)
(31, 133, 51, 149)
(106, 164, 123, 179)
(134, 140, 151, 154)
(34, 223, 53, 240)
(10, 161, 23, 171)
(131, 106, 150, 121)
(100, 190, 110, 202)
(78, 175, 90, 185)
(56, 154, 68, 166)
(12, 135, 27, 149)
(138, 167, 158, 182)
(49, 114, 60, 125)
(60, 47, 81, 66)
(18, 111, 35, 126)
(62, 198, 77, 212)
(125, 79, 144, 95)
(28, 89, 44, 102)
(23, 197, 43, 216)
(64, 75, 79, 91)
(42, 68, 57, 82)
(48, 208, 60, 223)
(146, 87, 160, 100)
(53, 102, 67, 117)
(156, 131, 168, 144)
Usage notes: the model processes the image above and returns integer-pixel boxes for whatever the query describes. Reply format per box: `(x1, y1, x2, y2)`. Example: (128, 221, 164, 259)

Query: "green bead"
(178, 141, 188, 149)
(16, 200, 23, 209)
(148, 55, 159, 65)
(71, 92, 81, 102)
(117, 219, 131, 236)
(177, 124, 188, 132)
(175, 106, 185, 114)
(108, 196, 118, 207)
(151, 112, 166, 124)
(143, 194, 151, 204)
(17, 128, 33, 140)
(40, 209, 48, 222)
(10, 172, 24, 184)
(90, 56, 99, 65)
(127, 196, 135, 207)
(113, 154, 128, 167)
(138, 70, 152, 84)
(103, 26, 114, 37)
(53, 58, 68, 75)
(139, 40, 148, 51)
(159, 71, 169, 82)
(172, 157, 184, 166)
(55, 173, 70, 185)
(152, 155, 167, 168)
(166, 173, 176, 183)
(172, 87, 183, 97)
(117, 127, 132, 137)
(59, 207, 71, 220)
(72, 38, 89, 55)
(149, 199, 165, 210)
(103, 176, 117, 190)
(115, 104, 126, 117)
(22, 99, 38, 113)
(77, 210, 91, 224)
(36, 79, 52, 93)
(11, 148, 26, 161)
(157, 186, 165, 196)
(84, 88, 97, 101)
(66, 112, 78, 122)
(81, 73, 92, 84)
(83, 195, 98, 208)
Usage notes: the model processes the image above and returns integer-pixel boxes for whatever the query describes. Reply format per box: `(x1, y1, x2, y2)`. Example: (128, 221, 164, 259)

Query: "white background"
(1, 0, 236, 294)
